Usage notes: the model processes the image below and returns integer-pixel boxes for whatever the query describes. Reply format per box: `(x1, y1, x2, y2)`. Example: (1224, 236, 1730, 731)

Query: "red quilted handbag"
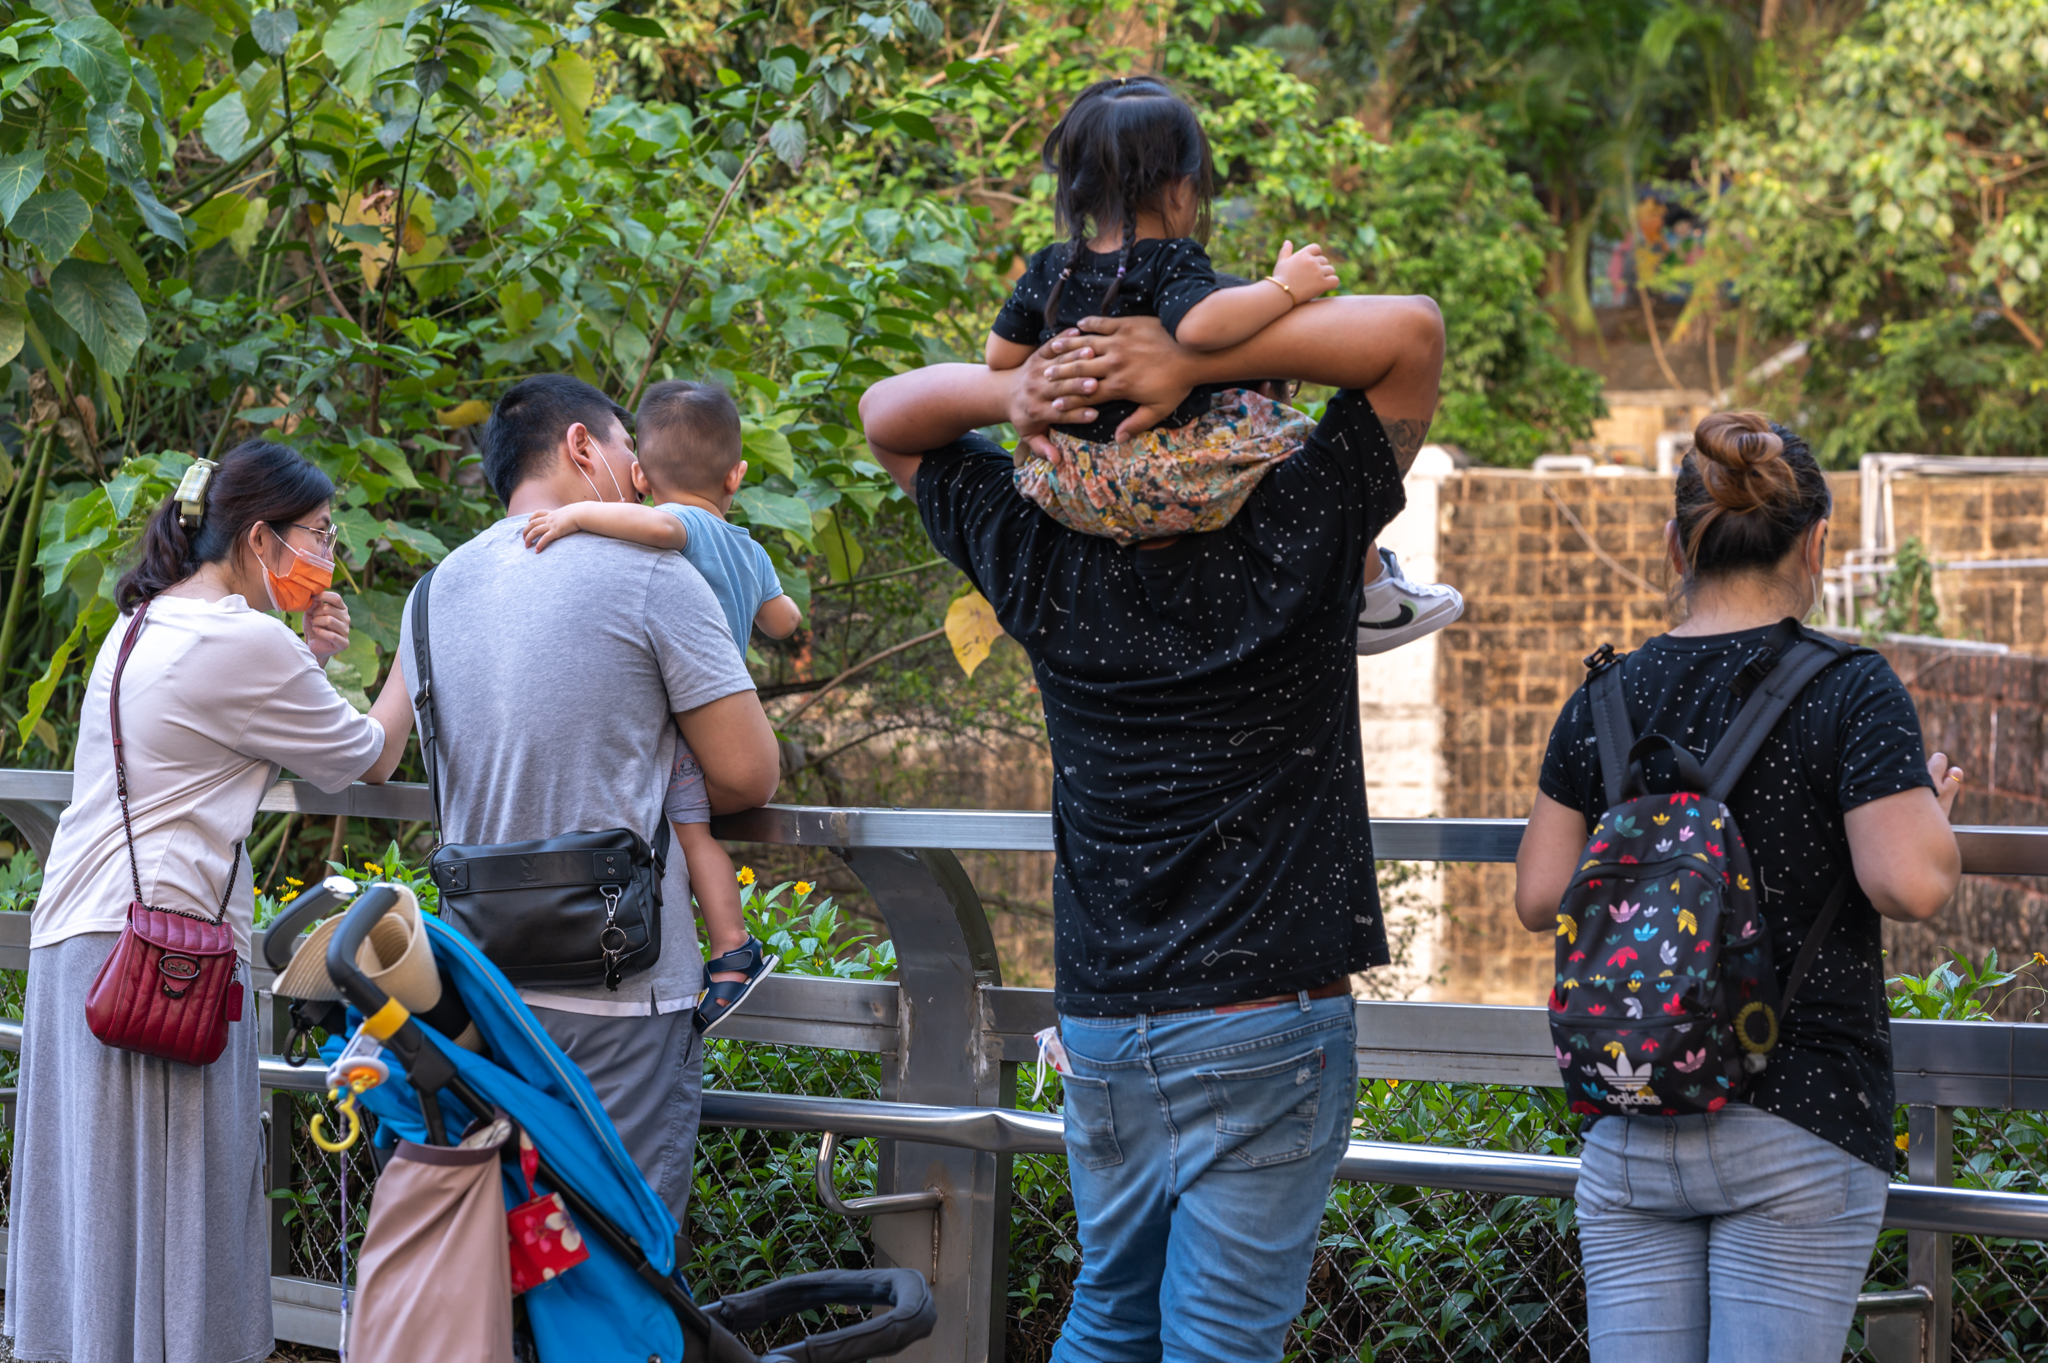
(82, 602, 242, 1066)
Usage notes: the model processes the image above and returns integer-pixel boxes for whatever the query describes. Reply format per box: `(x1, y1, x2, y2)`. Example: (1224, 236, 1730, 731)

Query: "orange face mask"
(264, 538, 335, 614)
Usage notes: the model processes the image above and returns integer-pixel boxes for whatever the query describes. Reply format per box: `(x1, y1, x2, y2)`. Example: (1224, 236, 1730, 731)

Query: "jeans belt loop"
(1298, 989, 1310, 1012)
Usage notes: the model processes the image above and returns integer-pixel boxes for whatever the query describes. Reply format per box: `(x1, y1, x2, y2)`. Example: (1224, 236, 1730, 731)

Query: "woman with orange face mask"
(5, 439, 415, 1363)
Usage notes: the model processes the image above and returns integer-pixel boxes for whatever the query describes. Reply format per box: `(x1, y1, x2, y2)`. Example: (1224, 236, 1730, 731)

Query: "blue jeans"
(1050, 994, 1357, 1363)
(1577, 1102, 1891, 1363)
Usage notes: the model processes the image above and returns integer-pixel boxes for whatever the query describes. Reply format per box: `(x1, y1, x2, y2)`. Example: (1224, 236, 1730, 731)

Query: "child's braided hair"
(1039, 76, 1215, 334)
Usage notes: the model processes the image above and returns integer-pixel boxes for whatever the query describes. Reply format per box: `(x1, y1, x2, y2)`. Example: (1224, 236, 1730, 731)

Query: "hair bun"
(1691, 410, 1792, 515)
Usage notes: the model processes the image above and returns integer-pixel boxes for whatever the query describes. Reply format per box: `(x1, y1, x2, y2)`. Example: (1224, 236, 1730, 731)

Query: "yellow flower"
(794, 881, 813, 897)
(285, 877, 304, 888)
(280, 890, 299, 903)
(2034, 952, 2047, 968)
(363, 862, 384, 875)
(736, 866, 756, 887)
(1896, 1133, 1911, 1151)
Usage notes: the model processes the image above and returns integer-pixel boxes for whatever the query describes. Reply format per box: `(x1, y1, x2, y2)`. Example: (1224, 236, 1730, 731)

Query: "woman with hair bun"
(1511, 412, 1965, 1361)
(6, 439, 414, 1363)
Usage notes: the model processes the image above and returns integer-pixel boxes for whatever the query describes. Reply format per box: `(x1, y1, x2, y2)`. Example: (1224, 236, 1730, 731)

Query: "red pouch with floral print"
(507, 1129, 590, 1294)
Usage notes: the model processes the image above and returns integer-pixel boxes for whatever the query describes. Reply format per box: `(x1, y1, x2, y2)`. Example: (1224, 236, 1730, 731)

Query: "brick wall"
(1434, 473, 1673, 1004)
(1426, 468, 2048, 1006)
(1877, 641, 2048, 1014)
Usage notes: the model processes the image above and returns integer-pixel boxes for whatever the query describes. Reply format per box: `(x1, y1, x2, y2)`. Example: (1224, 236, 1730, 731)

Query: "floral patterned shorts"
(1012, 388, 1313, 544)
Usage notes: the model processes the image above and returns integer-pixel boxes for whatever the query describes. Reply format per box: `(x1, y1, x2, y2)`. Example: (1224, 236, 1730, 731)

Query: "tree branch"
(627, 137, 767, 409)
(775, 627, 946, 725)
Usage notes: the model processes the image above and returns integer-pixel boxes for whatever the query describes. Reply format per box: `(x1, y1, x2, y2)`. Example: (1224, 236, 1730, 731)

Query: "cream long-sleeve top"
(32, 593, 385, 960)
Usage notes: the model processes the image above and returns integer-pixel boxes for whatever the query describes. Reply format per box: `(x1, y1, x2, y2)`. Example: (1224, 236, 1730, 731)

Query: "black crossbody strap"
(1701, 620, 1854, 805)
(1590, 662, 1635, 809)
(1778, 871, 1853, 1016)
(408, 567, 444, 840)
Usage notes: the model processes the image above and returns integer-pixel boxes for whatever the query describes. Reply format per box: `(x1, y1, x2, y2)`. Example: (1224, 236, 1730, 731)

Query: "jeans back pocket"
(1199, 1045, 1325, 1168)
(1061, 1072, 1125, 1170)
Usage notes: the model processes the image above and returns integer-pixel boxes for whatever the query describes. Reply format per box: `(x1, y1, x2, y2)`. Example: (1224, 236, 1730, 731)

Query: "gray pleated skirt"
(4, 932, 272, 1363)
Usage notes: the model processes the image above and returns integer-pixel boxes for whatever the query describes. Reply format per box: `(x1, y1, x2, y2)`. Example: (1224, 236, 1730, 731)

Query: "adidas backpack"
(1550, 618, 1855, 1118)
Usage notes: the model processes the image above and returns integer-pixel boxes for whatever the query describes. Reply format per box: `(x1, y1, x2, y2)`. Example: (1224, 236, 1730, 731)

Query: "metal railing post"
(835, 845, 1013, 1363)
(0, 794, 62, 863)
(1908, 1104, 1954, 1362)
(267, 991, 296, 1277)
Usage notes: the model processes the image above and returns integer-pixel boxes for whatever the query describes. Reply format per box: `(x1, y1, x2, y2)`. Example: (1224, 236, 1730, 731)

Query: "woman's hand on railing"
(1930, 751, 1965, 820)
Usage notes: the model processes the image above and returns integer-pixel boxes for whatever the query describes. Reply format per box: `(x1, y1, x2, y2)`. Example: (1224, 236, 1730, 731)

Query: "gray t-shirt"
(399, 516, 753, 1016)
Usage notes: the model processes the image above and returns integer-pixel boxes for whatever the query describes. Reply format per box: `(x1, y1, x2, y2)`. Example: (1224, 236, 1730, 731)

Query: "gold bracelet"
(1265, 274, 1297, 304)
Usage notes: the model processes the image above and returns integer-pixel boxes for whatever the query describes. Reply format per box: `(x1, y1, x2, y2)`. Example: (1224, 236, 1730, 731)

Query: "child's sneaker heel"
(1356, 547, 1464, 656)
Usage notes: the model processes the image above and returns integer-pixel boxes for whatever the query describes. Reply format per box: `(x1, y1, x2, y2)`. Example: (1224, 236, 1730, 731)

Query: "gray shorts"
(529, 1006, 703, 1227)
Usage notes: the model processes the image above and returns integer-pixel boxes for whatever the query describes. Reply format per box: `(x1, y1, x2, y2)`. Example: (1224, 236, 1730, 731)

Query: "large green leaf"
(11, 188, 90, 262)
(251, 6, 299, 57)
(0, 150, 44, 226)
(49, 258, 146, 377)
(51, 16, 129, 107)
(200, 92, 256, 161)
(0, 302, 24, 367)
(115, 170, 187, 248)
(733, 487, 817, 542)
(323, 0, 415, 103)
(86, 103, 143, 172)
(537, 49, 594, 151)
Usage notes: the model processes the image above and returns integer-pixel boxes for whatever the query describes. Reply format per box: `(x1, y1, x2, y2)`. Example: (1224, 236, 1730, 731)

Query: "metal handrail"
(2, 772, 2046, 871)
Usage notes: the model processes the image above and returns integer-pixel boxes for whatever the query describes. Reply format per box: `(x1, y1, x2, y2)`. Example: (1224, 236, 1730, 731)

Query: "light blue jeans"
(1576, 1102, 1892, 1363)
(1049, 994, 1357, 1363)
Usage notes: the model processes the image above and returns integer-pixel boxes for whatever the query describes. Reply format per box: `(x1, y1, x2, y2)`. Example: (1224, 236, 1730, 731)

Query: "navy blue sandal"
(694, 935, 779, 1035)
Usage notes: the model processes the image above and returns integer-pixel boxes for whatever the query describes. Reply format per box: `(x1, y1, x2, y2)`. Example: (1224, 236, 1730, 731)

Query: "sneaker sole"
(1355, 593, 1464, 656)
(695, 954, 781, 1036)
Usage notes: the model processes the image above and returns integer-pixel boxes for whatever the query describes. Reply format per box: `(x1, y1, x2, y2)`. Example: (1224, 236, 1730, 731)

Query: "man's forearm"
(859, 364, 1020, 454)
(1172, 295, 1442, 395)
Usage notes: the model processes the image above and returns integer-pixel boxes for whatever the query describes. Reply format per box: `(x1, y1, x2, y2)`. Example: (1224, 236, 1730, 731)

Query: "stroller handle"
(260, 874, 360, 974)
(327, 883, 407, 1022)
(707, 1268, 936, 1363)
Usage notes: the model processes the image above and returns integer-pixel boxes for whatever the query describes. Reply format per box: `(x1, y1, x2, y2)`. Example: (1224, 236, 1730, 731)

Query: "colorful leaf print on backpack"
(1552, 622, 1857, 1119)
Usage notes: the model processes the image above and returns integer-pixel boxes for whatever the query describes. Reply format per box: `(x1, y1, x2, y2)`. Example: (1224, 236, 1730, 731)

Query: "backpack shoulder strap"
(408, 567, 443, 838)
(1589, 658, 1634, 809)
(1701, 619, 1854, 805)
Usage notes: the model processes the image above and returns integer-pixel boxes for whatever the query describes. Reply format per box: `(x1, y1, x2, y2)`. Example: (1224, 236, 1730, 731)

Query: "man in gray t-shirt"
(402, 374, 777, 1224)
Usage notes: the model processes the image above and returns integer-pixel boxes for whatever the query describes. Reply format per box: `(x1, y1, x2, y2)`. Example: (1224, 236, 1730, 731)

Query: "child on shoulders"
(988, 75, 1461, 654)
(523, 379, 796, 1033)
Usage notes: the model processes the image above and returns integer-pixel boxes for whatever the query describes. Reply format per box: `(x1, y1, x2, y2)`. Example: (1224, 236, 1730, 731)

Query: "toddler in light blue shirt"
(522, 379, 799, 1032)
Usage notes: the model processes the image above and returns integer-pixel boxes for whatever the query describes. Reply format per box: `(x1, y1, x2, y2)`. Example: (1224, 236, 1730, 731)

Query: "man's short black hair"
(636, 379, 743, 497)
(481, 374, 631, 507)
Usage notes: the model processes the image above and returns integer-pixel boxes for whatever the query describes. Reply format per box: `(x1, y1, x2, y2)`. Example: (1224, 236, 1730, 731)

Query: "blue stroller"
(266, 881, 935, 1363)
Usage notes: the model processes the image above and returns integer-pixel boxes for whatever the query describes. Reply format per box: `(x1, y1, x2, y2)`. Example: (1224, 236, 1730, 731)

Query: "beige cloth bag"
(350, 1129, 514, 1363)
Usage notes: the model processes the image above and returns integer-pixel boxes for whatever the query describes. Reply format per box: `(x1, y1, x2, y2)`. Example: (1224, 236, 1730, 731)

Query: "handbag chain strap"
(110, 601, 240, 926)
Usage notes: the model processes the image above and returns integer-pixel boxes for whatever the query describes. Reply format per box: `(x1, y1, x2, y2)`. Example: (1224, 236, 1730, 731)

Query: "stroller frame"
(268, 881, 936, 1363)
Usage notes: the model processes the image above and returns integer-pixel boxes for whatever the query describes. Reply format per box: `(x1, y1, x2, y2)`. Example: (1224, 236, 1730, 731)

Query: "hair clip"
(174, 457, 217, 529)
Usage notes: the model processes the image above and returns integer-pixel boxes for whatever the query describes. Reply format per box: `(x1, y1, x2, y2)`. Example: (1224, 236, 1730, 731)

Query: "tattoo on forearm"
(1381, 417, 1432, 472)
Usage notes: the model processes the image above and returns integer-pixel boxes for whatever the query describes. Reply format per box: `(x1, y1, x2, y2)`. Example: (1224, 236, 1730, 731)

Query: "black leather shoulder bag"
(410, 566, 662, 991)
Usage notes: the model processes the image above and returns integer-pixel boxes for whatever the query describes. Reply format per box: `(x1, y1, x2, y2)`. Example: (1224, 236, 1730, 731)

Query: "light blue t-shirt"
(659, 503, 785, 658)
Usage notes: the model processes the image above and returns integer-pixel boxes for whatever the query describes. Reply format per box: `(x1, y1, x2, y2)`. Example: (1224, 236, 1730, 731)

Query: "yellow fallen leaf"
(436, 399, 492, 428)
(945, 591, 1002, 678)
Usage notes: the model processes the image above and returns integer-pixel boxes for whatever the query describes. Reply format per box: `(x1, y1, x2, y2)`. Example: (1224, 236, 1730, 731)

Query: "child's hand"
(523, 506, 582, 552)
(1272, 240, 1339, 305)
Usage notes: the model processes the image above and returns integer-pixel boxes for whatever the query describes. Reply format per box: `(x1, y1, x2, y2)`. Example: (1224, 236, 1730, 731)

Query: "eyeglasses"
(281, 522, 341, 554)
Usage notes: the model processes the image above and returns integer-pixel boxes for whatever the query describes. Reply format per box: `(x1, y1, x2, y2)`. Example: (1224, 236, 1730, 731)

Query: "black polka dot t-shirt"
(917, 390, 1406, 1016)
(1538, 625, 1936, 1171)
(991, 237, 1228, 444)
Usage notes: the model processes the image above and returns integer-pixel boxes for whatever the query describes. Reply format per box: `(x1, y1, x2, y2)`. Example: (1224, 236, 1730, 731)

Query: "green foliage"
(1871, 535, 1941, 640)
(1888, 948, 2031, 1023)
(1706, 0, 2048, 462)
(1340, 111, 1604, 466)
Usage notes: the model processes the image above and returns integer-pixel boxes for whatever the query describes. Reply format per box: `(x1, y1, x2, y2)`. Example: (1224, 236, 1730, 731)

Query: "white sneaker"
(1356, 548, 1464, 655)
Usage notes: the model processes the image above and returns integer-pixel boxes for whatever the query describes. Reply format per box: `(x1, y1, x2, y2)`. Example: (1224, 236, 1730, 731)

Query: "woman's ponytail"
(116, 499, 202, 610)
(115, 439, 335, 611)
